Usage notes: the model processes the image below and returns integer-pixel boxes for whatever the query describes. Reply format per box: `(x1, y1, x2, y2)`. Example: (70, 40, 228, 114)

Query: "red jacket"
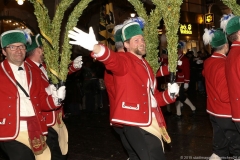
(226, 41, 240, 121)
(0, 60, 58, 140)
(202, 53, 231, 117)
(176, 53, 190, 83)
(92, 46, 175, 126)
(104, 51, 125, 121)
(68, 61, 80, 75)
(25, 58, 80, 127)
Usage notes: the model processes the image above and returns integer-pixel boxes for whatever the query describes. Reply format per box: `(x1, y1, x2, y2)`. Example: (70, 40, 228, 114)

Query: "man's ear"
(2, 49, 7, 56)
(124, 41, 129, 49)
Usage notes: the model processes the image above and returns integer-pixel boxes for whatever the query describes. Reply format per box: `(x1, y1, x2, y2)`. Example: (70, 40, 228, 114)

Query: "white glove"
(196, 59, 203, 64)
(168, 83, 179, 97)
(57, 86, 66, 101)
(45, 84, 57, 95)
(73, 56, 83, 69)
(68, 27, 98, 51)
(177, 60, 182, 66)
(184, 83, 189, 89)
(51, 86, 66, 106)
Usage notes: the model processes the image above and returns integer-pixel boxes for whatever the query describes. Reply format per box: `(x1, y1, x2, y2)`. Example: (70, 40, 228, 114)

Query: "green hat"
(114, 29, 122, 42)
(226, 16, 240, 35)
(26, 34, 42, 52)
(0, 30, 27, 48)
(121, 22, 143, 41)
(210, 29, 227, 48)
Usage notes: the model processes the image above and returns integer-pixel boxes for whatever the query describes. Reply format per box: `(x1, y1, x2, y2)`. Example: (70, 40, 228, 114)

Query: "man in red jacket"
(175, 42, 196, 118)
(68, 22, 179, 160)
(25, 34, 82, 160)
(224, 15, 240, 132)
(203, 28, 240, 159)
(0, 30, 65, 160)
(104, 24, 134, 159)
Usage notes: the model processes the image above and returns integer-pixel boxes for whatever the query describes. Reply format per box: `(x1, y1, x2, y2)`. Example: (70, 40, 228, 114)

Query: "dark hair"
(212, 43, 225, 51)
(115, 42, 124, 51)
(228, 32, 238, 42)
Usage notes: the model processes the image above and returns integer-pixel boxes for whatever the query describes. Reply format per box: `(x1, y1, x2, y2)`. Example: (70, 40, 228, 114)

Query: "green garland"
(222, 0, 240, 15)
(159, 0, 182, 73)
(60, 0, 93, 81)
(29, 0, 92, 84)
(30, 0, 182, 79)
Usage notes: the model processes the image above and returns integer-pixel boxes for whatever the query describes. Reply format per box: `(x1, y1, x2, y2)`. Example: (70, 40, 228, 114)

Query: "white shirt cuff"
(93, 45, 105, 58)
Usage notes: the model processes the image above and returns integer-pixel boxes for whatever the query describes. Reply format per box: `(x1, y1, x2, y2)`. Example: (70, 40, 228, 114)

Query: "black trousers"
(0, 140, 35, 160)
(177, 84, 187, 103)
(210, 115, 240, 158)
(46, 127, 67, 160)
(114, 126, 166, 160)
(113, 126, 134, 158)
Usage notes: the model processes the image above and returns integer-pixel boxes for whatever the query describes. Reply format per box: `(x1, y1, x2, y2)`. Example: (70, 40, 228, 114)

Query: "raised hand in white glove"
(68, 27, 98, 51)
(184, 83, 189, 89)
(168, 83, 179, 97)
(177, 60, 182, 66)
(73, 56, 83, 69)
(45, 84, 57, 95)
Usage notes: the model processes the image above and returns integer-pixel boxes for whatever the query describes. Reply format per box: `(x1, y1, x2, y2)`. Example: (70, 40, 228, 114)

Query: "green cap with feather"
(26, 34, 42, 52)
(121, 22, 143, 41)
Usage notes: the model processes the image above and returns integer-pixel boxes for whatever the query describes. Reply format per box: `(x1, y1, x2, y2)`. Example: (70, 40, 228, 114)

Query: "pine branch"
(222, 0, 240, 15)
(159, 0, 182, 73)
(60, 0, 93, 81)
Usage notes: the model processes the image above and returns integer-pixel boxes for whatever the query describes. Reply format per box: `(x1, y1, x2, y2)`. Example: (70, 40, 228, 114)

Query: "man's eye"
(19, 45, 25, 49)
(10, 46, 16, 49)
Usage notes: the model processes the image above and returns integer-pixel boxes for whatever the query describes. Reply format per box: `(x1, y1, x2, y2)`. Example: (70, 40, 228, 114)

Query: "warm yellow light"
(16, 0, 24, 5)
(180, 24, 192, 34)
(197, 16, 203, 24)
(130, 13, 136, 18)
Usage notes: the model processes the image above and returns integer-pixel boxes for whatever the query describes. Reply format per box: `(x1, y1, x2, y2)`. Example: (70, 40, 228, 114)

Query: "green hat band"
(114, 29, 122, 42)
(210, 30, 227, 48)
(226, 16, 240, 35)
(1, 30, 26, 48)
(27, 34, 42, 52)
(121, 22, 143, 41)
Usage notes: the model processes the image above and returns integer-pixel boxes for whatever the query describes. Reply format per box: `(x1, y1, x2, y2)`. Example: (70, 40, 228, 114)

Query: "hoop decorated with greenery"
(29, 0, 182, 83)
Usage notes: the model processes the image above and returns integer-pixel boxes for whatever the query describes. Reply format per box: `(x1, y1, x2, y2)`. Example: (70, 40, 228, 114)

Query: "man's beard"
(133, 46, 146, 56)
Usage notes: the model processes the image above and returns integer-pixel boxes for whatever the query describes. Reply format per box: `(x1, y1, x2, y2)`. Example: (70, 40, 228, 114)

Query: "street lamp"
(130, 13, 136, 18)
(16, 0, 25, 5)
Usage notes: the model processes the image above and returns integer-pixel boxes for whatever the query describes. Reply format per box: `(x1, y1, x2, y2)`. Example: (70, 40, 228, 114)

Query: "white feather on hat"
(15, 28, 33, 45)
(123, 17, 145, 29)
(113, 24, 123, 34)
(203, 28, 215, 45)
(220, 13, 234, 32)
